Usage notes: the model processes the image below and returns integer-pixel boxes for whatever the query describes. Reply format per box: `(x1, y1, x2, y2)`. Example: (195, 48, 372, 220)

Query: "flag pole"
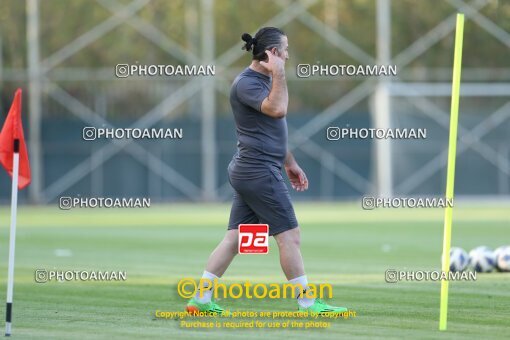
(5, 139, 20, 337)
(439, 13, 464, 331)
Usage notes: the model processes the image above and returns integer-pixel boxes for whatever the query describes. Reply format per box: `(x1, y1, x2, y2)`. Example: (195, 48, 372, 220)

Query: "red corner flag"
(0, 89, 31, 189)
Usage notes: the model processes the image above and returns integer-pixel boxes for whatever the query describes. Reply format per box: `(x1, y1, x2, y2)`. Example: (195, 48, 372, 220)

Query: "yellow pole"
(439, 13, 464, 331)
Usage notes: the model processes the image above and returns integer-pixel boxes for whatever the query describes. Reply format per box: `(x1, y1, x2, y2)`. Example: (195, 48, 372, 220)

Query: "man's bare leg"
(274, 227, 305, 280)
(188, 229, 238, 311)
(273, 227, 348, 313)
(274, 227, 316, 307)
(205, 229, 239, 277)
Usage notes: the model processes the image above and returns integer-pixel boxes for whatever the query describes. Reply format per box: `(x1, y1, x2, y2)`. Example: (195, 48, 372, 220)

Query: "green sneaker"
(298, 298, 348, 315)
(186, 297, 224, 315)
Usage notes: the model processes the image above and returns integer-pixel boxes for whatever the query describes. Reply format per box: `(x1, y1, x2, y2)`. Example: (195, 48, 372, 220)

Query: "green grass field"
(0, 203, 508, 339)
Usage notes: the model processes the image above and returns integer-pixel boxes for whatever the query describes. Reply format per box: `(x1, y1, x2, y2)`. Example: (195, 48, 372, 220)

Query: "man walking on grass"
(187, 27, 347, 315)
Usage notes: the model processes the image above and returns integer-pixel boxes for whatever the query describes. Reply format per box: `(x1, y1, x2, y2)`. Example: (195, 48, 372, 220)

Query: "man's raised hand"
(259, 50, 285, 74)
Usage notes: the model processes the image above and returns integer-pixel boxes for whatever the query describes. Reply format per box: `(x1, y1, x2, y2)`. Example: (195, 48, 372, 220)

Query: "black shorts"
(227, 163, 298, 236)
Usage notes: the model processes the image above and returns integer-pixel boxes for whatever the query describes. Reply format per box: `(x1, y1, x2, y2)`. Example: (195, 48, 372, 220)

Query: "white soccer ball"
(447, 247, 469, 272)
(494, 246, 510, 272)
(469, 246, 496, 272)
(494, 246, 509, 259)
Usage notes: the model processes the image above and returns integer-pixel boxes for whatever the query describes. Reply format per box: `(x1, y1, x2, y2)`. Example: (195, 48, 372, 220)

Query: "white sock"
(195, 270, 218, 303)
(289, 275, 315, 308)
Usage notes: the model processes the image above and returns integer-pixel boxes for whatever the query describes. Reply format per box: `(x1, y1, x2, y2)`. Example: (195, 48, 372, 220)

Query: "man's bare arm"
(284, 150, 297, 168)
(260, 51, 288, 118)
(261, 68, 288, 118)
(284, 151, 309, 191)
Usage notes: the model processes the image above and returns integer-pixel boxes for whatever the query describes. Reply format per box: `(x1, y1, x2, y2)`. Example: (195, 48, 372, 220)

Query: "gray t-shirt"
(229, 67, 288, 172)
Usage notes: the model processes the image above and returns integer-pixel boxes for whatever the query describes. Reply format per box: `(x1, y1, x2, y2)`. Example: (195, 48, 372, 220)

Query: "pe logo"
(238, 224, 269, 254)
